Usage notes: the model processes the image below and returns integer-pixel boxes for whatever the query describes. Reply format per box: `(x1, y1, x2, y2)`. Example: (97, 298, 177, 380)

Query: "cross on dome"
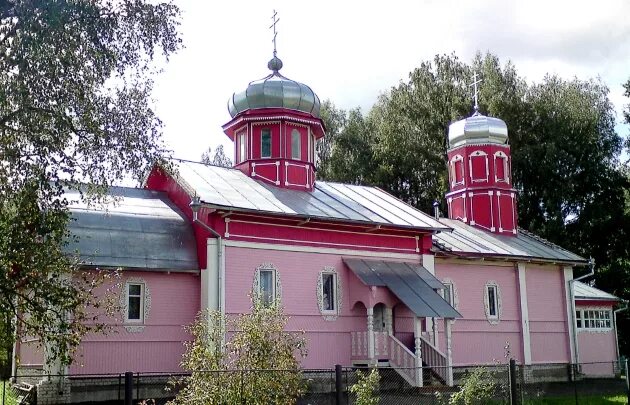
(270, 10, 280, 58)
(469, 71, 482, 114)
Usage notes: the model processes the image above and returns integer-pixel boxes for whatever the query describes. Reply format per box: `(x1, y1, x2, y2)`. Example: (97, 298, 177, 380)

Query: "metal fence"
(2, 361, 629, 404)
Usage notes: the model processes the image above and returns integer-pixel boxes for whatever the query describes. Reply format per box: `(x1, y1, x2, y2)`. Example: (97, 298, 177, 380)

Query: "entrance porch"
(344, 258, 461, 387)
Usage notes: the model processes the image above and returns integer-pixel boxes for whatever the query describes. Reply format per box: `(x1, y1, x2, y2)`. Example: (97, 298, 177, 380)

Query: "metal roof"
(343, 258, 461, 319)
(574, 281, 618, 302)
(433, 218, 587, 265)
(64, 187, 199, 271)
(174, 160, 450, 232)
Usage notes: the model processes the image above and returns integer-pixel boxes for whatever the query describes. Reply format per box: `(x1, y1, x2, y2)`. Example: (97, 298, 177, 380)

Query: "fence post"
(3, 379, 6, 405)
(509, 359, 517, 405)
(625, 359, 629, 405)
(124, 371, 133, 405)
(335, 364, 343, 405)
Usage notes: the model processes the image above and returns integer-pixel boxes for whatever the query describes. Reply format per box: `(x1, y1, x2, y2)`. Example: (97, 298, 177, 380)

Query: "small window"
(238, 132, 247, 163)
(576, 310, 582, 328)
(259, 269, 275, 305)
(308, 133, 314, 163)
(451, 155, 464, 186)
(291, 129, 301, 159)
(322, 273, 336, 312)
(487, 285, 498, 318)
(577, 309, 612, 330)
(261, 129, 271, 158)
(443, 282, 454, 307)
(126, 283, 144, 322)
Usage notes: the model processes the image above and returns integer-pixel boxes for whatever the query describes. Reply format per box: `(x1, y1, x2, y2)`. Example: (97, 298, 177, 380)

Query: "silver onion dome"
(227, 56, 321, 119)
(448, 112, 508, 148)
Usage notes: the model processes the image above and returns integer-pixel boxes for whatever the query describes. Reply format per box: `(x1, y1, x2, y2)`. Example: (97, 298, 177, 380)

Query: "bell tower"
(221, 12, 325, 191)
(445, 75, 518, 235)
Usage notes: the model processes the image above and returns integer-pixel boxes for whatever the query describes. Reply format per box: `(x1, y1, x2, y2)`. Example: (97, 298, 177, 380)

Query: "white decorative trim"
(575, 306, 613, 334)
(284, 160, 310, 188)
(450, 154, 465, 187)
(253, 263, 282, 304)
(317, 266, 342, 321)
(441, 278, 459, 310)
(483, 280, 502, 325)
(469, 150, 489, 183)
(120, 277, 152, 333)
(517, 263, 532, 365)
(251, 161, 280, 185)
(493, 151, 510, 184)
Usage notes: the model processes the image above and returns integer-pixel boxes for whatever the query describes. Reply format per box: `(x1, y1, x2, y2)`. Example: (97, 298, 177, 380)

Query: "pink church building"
(15, 53, 622, 391)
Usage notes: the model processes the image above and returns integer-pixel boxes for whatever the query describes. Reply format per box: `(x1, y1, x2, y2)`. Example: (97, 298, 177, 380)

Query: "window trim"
(321, 272, 337, 313)
(261, 129, 272, 158)
(494, 151, 510, 183)
(576, 308, 612, 332)
(450, 155, 465, 187)
(125, 282, 144, 323)
(237, 131, 247, 163)
(120, 277, 152, 333)
(253, 263, 282, 305)
(483, 281, 501, 325)
(291, 129, 301, 160)
(317, 266, 342, 320)
(259, 268, 276, 306)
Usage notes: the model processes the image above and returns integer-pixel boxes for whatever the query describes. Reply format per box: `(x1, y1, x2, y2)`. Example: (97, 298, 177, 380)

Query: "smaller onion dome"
(448, 112, 508, 148)
(227, 56, 321, 119)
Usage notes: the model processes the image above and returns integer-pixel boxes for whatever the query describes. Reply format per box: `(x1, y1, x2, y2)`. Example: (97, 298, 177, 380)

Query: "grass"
(1, 380, 18, 405)
(524, 394, 628, 404)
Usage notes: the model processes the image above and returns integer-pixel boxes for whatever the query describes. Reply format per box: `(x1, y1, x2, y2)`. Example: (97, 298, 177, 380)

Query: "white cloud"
(152, 0, 630, 162)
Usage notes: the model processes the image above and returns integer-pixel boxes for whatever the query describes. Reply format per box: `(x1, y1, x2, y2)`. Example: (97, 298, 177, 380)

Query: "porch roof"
(343, 258, 462, 319)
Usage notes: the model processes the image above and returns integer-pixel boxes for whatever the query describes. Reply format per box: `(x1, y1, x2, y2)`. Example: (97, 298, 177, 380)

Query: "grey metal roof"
(433, 218, 587, 265)
(344, 258, 461, 319)
(64, 187, 199, 271)
(174, 160, 450, 231)
(574, 281, 618, 302)
(448, 112, 508, 148)
(228, 56, 321, 119)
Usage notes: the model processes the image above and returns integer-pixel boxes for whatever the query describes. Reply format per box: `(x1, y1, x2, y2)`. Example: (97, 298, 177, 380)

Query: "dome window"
(469, 150, 489, 183)
(494, 151, 509, 183)
(261, 129, 272, 158)
(237, 131, 247, 163)
(450, 155, 465, 187)
(291, 129, 301, 160)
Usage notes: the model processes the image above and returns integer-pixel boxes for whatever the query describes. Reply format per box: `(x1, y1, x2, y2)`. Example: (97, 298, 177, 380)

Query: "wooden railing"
(351, 331, 369, 359)
(388, 334, 421, 386)
(420, 334, 450, 384)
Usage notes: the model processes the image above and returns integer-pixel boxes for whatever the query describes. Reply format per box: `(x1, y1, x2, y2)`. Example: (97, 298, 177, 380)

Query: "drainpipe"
(189, 196, 223, 313)
(568, 258, 595, 367)
(433, 200, 440, 220)
(614, 300, 629, 365)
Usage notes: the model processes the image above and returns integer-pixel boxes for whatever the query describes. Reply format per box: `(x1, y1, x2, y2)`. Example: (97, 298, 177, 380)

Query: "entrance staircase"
(350, 331, 452, 387)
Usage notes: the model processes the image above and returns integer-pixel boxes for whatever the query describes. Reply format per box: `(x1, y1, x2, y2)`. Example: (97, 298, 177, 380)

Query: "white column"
(432, 317, 439, 349)
(367, 307, 375, 361)
(517, 263, 532, 365)
(414, 316, 424, 387)
(201, 239, 220, 312)
(384, 307, 393, 335)
(564, 266, 577, 364)
(444, 318, 454, 386)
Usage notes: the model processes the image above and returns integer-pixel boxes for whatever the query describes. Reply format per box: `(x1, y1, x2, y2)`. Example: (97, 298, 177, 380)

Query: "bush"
(437, 367, 500, 405)
(350, 368, 380, 405)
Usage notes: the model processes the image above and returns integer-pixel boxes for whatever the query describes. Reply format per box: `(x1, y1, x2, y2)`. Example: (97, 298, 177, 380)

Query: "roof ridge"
(170, 157, 239, 171)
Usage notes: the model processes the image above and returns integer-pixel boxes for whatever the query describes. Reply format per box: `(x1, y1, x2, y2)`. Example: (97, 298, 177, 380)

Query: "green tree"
(200, 144, 232, 167)
(170, 299, 307, 405)
(0, 0, 181, 366)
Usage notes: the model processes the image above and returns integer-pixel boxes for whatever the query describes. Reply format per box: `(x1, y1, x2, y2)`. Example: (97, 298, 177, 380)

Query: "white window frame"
(237, 131, 247, 163)
(442, 282, 454, 307)
(576, 308, 612, 331)
(125, 282, 145, 323)
(469, 150, 489, 183)
(291, 129, 301, 160)
(484, 280, 501, 325)
(321, 272, 337, 313)
(494, 151, 510, 183)
(259, 268, 276, 305)
(487, 285, 498, 318)
(261, 129, 272, 158)
(308, 132, 314, 163)
(450, 155, 465, 187)
(317, 266, 341, 321)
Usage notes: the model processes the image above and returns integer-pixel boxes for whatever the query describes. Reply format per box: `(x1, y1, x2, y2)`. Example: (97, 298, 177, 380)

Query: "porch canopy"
(343, 258, 461, 319)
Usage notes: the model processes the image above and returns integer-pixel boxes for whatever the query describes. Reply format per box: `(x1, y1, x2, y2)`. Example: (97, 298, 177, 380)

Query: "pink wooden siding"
(525, 265, 571, 363)
(435, 261, 523, 365)
(224, 246, 419, 368)
(576, 304, 617, 376)
(68, 271, 199, 374)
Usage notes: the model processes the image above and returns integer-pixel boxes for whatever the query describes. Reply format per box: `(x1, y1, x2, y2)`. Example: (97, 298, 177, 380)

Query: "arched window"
(450, 155, 464, 186)
(291, 129, 301, 159)
(469, 150, 489, 182)
(237, 131, 247, 163)
(494, 151, 509, 183)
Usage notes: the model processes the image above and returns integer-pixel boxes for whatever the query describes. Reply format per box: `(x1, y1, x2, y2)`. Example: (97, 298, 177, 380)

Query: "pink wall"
(435, 261, 523, 365)
(224, 246, 419, 368)
(576, 304, 617, 376)
(525, 265, 571, 364)
(68, 271, 199, 374)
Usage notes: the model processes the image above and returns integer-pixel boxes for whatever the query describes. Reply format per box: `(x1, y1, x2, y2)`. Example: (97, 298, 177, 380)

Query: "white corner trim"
(563, 267, 577, 364)
(484, 280, 502, 325)
(517, 263, 532, 365)
(120, 277, 152, 333)
(317, 266, 342, 321)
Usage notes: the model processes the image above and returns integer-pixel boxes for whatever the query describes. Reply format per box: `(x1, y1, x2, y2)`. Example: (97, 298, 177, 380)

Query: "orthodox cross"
(270, 10, 280, 57)
(469, 71, 482, 112)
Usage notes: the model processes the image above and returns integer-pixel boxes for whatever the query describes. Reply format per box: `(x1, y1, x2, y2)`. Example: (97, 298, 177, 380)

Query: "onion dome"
(227, 56, 321, 119)
(448, 112, 508, 148)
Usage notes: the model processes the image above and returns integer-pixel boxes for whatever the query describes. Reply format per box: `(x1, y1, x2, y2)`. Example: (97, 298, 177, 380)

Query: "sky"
(152, 0, 630, 163)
